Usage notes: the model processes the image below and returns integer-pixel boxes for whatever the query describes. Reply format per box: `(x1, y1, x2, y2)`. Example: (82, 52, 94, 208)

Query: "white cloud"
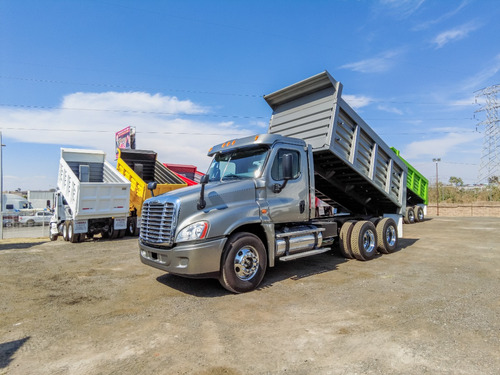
(402, 131, 482, 160)
(378, 0, 426, 18)
(0, 92, 253, 190)
(61, 91, 207, 114)
(460, 53, 500, 92)
(377, 105, 404, 115)
(432, 21, 480, 49)
(413, 0, 469, 31)
(342, 95, 374, 109)
(340, 50, 402, 73)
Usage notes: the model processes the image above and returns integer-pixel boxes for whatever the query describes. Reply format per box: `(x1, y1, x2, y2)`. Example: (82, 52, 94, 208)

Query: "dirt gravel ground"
(1, 216, 499, 375)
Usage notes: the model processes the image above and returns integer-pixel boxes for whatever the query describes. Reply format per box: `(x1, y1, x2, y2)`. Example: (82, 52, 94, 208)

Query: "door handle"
(299, 200, 305, 214)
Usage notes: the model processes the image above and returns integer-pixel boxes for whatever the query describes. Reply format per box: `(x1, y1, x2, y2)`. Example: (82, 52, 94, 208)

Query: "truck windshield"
(207, 147, 269, 182)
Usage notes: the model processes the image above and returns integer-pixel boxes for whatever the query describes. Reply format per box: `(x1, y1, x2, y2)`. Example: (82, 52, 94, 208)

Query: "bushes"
(429, 184, 500, 204)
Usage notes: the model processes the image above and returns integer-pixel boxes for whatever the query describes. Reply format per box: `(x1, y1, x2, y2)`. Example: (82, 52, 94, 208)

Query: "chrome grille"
(140, 200, 177, 245)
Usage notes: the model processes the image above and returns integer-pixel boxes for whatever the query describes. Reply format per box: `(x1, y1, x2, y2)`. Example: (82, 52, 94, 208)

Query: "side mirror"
(200, 174, 209, 184)
(197, 175, 208, 210)
(282, 153, 293, 180)
(273, 153, 294, 193)
(148, 181, 158, 197)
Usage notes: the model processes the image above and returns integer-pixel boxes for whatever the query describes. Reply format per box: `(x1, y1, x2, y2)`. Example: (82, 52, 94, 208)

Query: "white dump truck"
(49, 148, 131, 242)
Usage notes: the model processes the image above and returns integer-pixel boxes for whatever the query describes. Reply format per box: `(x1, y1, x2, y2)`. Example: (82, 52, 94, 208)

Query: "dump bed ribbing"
(265, 71, 407, 216)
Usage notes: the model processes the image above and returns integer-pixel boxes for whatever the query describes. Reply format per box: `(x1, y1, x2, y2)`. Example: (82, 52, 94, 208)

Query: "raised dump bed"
(116, 149, 187, 218)
(391, 147, 428, 206)
(58, 148, 130, 220)
(264, 71, 408, 216)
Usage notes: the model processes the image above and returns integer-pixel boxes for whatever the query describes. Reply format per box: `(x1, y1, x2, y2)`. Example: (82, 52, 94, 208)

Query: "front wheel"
(219, 232, 267, 294)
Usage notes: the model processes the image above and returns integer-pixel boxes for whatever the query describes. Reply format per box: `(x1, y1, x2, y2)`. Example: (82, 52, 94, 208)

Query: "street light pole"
(433, 158, 441, 216)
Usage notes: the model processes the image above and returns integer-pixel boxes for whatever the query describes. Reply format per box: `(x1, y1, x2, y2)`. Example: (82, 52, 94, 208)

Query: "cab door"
(265, 145, 310, 223)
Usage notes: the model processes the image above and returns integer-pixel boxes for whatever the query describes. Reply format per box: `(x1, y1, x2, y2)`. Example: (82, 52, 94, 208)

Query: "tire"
(68, 222, 80, 243)
(339, 220, 356, 259)
(104, 223, 118, 239)
(127, 217, 137, 236)
(350, 221, 378, 261)
(376, 218, 398, 254)
(50, 233, 58, 241)
(415, 206, 424, 222)
(404, 207, 415, 224)
(219, 232, 267, 294)
(27, 220, 35, 227)
(62, 222, 69, 241)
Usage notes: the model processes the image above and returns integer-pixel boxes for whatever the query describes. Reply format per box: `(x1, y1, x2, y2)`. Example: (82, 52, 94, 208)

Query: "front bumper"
(139, 237, 227, 278)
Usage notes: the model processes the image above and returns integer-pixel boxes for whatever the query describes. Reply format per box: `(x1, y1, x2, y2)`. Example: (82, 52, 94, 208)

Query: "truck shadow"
(156, 275, 227, 298)
(156, 250, 347, 297)
(396, 238, 419, 252)
(0, 242, 48, 251)
(155, 242, 419, 296)
(0, 337, 30, 369)
(262, 251, 347, 288)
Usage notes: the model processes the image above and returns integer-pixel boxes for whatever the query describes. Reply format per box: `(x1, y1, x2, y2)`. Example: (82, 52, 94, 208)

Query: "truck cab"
(139, 134, 333, 293)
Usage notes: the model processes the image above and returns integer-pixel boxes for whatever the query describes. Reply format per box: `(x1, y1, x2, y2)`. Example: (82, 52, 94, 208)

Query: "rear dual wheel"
(415, 206, 425, 222)
(67, 221, 82, 243)
(376, 218, 398, 254)
(350, 221, 378, 261)
(127, 217, 139, 236)
(339, 220, 356, 259)
(404, 207, 416, 224)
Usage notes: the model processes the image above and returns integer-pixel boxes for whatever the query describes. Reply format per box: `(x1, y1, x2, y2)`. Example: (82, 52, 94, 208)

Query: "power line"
(0, 104, 267, 120)
(0, 127, 244, 136)
(0, 75, 477, 106)
(0, 75, 262, 98)
(0, 126, 480, 137)
(0, 103, 478, 125)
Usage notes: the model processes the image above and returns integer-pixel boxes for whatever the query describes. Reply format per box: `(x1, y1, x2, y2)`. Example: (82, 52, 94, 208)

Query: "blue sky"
(1, 0, 499, 191)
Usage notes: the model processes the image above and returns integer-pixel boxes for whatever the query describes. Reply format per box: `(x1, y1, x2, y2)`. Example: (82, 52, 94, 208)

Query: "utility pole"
(433, 158, 441, 216)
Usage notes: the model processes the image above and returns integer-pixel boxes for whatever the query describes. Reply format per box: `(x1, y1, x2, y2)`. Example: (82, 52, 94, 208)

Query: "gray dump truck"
(139, 71, 408, 293)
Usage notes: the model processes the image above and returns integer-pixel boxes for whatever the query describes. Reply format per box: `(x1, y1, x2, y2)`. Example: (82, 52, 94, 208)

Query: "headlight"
(176, 221, 209, 242)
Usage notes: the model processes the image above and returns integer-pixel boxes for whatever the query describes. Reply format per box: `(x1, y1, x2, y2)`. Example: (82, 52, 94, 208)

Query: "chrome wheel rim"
(363, 230, 376, 254)
(418, 210, 424, 221)
(233, 246, 259, 281)
(386, 226, 397, 247)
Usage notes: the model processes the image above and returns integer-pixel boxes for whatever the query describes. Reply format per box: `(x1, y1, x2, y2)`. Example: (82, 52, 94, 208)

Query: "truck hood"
(144, 179, 260, 238)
